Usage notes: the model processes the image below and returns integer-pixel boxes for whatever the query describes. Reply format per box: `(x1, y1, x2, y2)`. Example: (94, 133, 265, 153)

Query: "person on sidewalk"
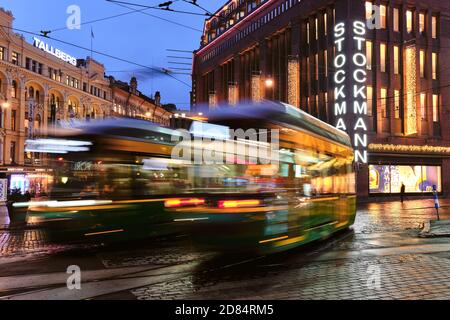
(400, 183, 406, 203)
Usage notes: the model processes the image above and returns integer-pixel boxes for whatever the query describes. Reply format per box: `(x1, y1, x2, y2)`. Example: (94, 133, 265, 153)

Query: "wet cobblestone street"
(1, 199, 450, 300)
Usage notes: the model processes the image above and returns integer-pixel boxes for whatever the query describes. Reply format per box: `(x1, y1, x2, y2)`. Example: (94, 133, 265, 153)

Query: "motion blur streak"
(19, 101, 356, 254)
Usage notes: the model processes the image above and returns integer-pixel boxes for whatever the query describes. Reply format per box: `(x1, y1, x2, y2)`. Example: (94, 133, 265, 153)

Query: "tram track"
(0, 227, 357, 300)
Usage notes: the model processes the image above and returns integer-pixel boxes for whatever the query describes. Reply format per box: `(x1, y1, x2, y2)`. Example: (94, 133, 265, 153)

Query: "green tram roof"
(205, 101, 353, 149)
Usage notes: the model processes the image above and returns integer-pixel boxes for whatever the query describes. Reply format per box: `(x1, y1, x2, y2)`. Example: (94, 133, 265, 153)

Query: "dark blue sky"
(1, 0, 225, 110)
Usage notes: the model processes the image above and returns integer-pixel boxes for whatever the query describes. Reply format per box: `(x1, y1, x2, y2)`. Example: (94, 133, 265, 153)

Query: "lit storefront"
(368, 144, 450, 195)
(369, 165, 442, 194)
(2, 168, 53, 195)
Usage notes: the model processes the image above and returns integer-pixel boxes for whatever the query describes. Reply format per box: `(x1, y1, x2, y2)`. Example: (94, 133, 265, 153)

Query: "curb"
(420, 220, 450, 238)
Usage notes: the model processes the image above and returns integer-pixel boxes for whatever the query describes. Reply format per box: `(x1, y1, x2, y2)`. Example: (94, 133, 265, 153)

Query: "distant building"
(110, 77, 173, 127)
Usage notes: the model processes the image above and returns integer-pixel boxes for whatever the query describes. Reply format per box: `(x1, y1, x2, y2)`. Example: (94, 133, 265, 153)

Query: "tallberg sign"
(33, 37, 77, 66)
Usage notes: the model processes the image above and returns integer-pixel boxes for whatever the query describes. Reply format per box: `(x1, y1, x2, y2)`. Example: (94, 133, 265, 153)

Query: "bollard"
(432, 185, 440, 221)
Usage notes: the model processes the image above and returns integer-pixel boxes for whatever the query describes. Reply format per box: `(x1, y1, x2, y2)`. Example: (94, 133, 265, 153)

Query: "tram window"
(105, 128, 174, 144)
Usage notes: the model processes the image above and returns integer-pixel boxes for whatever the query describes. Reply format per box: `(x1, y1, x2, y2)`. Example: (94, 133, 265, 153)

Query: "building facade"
(0, 7, 174, 194)
(110, 77, 172, 127)
(192, 0, 450, 198)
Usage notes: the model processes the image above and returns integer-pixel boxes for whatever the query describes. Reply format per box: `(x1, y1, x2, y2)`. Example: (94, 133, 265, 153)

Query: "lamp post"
(0, 99, 8, 166)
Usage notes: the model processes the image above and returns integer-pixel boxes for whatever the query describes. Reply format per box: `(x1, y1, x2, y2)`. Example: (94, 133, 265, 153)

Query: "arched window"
(34, 114, 41, 131)
(68, 99, 75, 117)
(11, 80, 17, 98)
(29, 86, 35, 99)
(35, 90, 40, 104)
(49, 94, 57, 124)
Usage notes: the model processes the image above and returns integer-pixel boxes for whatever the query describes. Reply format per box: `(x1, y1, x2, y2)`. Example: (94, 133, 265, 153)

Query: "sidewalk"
(0, 205, 9, 229)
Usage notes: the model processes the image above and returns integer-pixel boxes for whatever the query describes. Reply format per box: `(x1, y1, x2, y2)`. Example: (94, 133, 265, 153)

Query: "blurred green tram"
(23, 120, 189, 242)
(168, 101, 357, 253)
(22, 101, 356, 252)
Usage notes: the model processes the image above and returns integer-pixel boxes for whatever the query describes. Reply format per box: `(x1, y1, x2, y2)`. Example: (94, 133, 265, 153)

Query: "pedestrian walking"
(400, 183, 406, 203)
(432, 185, 440, 220)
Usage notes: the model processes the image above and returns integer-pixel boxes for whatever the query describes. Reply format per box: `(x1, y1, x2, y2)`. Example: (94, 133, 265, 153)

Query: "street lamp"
(265, 78, 274, 88)
(0, 97, 9, 108)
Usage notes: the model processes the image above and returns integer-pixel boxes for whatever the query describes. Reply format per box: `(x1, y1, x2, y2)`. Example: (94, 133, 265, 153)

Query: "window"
(11, 110, 16, 131)
(380, 5, 387, 29)
(406, 10, 413, 33)
(380, 88, 387, 118)
(380, 43, 386, 73)
(324, 13, 327, 36)
(324, 50, 328, 77)
(420, 93, 426, 120)
(420, 50, 425, 78)
(367, 86, 373, 116)
(432, 53, 438, 80)
(366, 41, 372, 70)
(419, 13, 425, 33)
(11, 52, 20, 66)
(11, 80, 17, 99)
(365, 1, 373, 21)
(0, 47, 5, 60)
(394, 90, 400, 119)
(315, 53, 319, 81)
(306, 56, 310, 81)
(315, 95, 319, 115)
(432, 16, 437, 39)
(433, 94, 439, 122)
(306, 22, 310, 44)
(315, 17, 318, 40)
(393, 8, 400, 32)
(10, 142, 16, 164)
(394, 46, 399, 75)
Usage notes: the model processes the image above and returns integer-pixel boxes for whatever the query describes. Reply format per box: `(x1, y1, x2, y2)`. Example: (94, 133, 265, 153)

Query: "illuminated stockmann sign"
(33, 37, 77, 66)
(333, 21, 368, 163)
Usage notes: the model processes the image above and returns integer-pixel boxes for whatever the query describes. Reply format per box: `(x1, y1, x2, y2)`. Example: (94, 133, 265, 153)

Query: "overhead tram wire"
(106, 0, 211, 17)
(181, 0, 213, 16)
(167, 56, 192, 60)
(47, 4, 160, 33)
(44, 0, 200, 35)
(109, 1, 202, 32)
(168, 61, 192, 65)
(0, 24, 191, 88)
(167, 49, 194, 53)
